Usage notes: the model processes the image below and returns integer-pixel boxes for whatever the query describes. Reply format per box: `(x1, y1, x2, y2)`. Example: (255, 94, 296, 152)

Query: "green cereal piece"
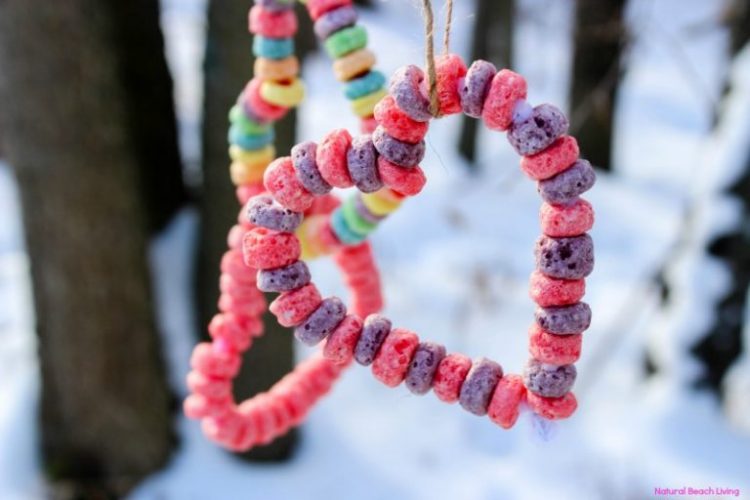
(324, 25, 367, 59)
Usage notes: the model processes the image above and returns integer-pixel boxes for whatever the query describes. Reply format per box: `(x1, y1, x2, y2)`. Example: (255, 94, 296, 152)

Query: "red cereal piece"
(218, 291, 266, 316)
(219, 273, 258, 297)
(190, 342, 241, 379)
(526, 391, 578, 420)
(187, 370, 233, 399)
(242, 227, 301, 270)
(264, 156, 316, 212)
(202, 412, 246, 446)
(305, 193, 341, 217)
(540, 198, 594, 237)
(372, 328, 420, 387)
(377, 157, 427, 196)
(248, 5, 298, 38)
(236, 182, 265, 205)
(269, 283, 322, 327)
(227, 224, 245, 249)
(433, 53, 467, 115)
(360, 116, 378, 134)
(306, 0, 352, 20)
(323, 314, 364, 365)
(183, 393, 232, 420)
(220, 250, 253, 283)
(432, 353, 472, 403)
(528, 323, 582, 364)
(316, 128, 354, 188)
(520, 136, 579, 180)
(243, 78, 289, 122)
(208, 313, 255, 351)
(487, 374, 527, 429)
(374, 95, 429, 144)
(529, 270, 585, 307)
(482, 69, 527, 131)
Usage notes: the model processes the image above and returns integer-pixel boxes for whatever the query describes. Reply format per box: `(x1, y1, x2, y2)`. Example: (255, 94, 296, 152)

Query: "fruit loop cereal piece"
(269, 283, 322, 327)
(246, 194, 303, 232)
(294, 297, 347, 346)
(229, 125, 274, 151)
(432, 53, 467, 115)
(372, 126, 426, 167)
(459, 59, 497, 118)
(248, 5, 298, 38)
(351, 88, 387, 118)
(377, 157, 427, 196)
(243, 79, 289, 122)
(255, 0, 295, 12)
(242, 227, 300, 270)
(254, 56, 300, 82)
(523, 359, 577, 398)
(333, 48, 376, 81)
(520, 136, 579, 181)
(354, 314, 392, 366)
(482, 69, 528, 131)
(347, 135, 383, 193)
(540, 198, 594, 237)
(324, 25, 367, 58)
(535, 234, 594, 280)
(372, 328, 420, 387)
(537, 159, 596, 205)
(292, 141, 332, 195)
(354, 194, 384, 224)
(389, 65, 432, 122)
(230, 143, 275, 166)
(306, 0, 353, 20)
(535, 302, 592, 335)
(260, 78, 305, 108)
(314, 6, 358, 39)
(508, 104, 569, 156)
(345, 70, 386, 100)
(528, 323, 583, 365)
(253, 36, 294, 60)
(323, 315, 364, 365)
(264, 157, 315, 212)
(526, 391, 577, 420)
(432, 353, 472, 403)
(316, 129, 354, 188)
(405, 342, 446, 395)
(374, 95, 429, 144)
(487, 374, 526, 429)
(257, 261, 312, 292)
(529, 270, 585, 307)
(330, 208, 366, 245)
(230, 161, 266, 185)
(459, 358, 503, 416)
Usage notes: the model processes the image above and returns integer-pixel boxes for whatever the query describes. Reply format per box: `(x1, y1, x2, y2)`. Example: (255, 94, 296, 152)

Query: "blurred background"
(0, 0, 749, 498)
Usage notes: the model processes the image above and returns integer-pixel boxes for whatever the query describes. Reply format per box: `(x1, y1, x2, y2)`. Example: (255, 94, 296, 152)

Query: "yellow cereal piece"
(296, 216, 326, 261)
(229, 144, 275, 167)
(333, 49, 375, 82)
(230, 160, 267, 185)
(351, 88, 387, 117)
(361, 190, 403, 216)
(254, 56, 299, 82)
(260, 78, 305, 107)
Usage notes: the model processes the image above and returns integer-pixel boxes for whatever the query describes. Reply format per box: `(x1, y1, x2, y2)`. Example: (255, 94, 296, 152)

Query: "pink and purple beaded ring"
(244, 53, 596, 430)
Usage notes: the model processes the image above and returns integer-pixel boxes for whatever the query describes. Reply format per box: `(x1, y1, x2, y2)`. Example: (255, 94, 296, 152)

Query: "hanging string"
(420, 0, 440, 116)
(443, 0, 454, 54)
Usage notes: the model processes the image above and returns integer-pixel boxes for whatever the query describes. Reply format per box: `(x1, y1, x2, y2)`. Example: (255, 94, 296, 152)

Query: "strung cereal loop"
(184, 0, 392, 451)
(247, 53, 596, 431)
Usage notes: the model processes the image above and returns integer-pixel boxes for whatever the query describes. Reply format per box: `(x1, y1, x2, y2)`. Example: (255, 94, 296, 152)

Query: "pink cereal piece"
(372, 328, 420, 387)
(374, 95, 429, 144)
(187, 370, 233, 399)
(218, 290, 265, 316)
(360, 116, 378, 134)
(540, 198, 594, 237)
(202, 412, 246, 446)
(242, 227, 301, 270)
(482, 69, 527, 131)
(377, 157, 426, 196)
(487, 374, 527, 429)
(316, 129, 354, 188)
(219, 273, 257, 297)
(306, 0, 352, 20)
(269, 283, 322, 327)
(248, 5, 298, 38)
(227, 224, 245, 249)
(528, 323, 582, 364)
(526, 391, 578, 420)
(264, 156, 316, 212)
(323, 314, 364, 365)
(183, 394, 228, 419)
(305, 194, 341, 217)
(190, 342, 241, 379)
(529, 270, 585, 307)
(236, 182, 265, 205)
(208, 312, 260, 350)
(432, 53, 467, 115)
(244, 79, 289, 122)
(520, 136, 579, 180)
(220, 250, 255, 284)
(432, 353, 472, 403)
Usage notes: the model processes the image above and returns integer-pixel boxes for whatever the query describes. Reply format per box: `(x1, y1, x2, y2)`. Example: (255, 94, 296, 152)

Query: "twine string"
(443, 0, 453, 55)
(420, 0, 440, 116)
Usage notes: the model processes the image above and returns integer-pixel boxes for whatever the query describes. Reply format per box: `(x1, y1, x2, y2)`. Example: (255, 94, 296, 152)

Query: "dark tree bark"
(726, 0, 750, 57)
(0, 1, 175, 497)
(458, 0, 514, 165)
(569, 0, 626, 172)
(198, 1, 315, 461)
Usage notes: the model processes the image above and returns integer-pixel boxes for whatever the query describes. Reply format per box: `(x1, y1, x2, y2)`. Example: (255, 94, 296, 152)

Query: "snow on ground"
(1, 0, 749, 499)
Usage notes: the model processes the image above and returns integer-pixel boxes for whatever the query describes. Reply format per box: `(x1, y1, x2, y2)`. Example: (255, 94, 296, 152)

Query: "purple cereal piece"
(537, 159, 596, 205)
(347, 134, 383, 193)
(523, 359, 577, 398)
(294, 297, 347, 346)
(257, 261, 311, 292)
(458, 358, 503, 416)
(246, 194, 303, 232)
(255, 0, 294, 11)
(372, 126, 425, 168)
(292, 141, 332, 195)
(459, 60, 497, 118)
(354, 314, 392, 366)
(389, 65, 432, 122)
(314, 6, 358, 39)
(507, 104, 569, 156)
(535, 302, 592, 335)
(535, 234, 594, 280)
(405, 342, 446, 395)
(354, 193, 384, 224)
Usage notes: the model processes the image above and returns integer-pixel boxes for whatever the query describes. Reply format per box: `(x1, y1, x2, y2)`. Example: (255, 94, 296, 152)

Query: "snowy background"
(1, 0, 750, 498)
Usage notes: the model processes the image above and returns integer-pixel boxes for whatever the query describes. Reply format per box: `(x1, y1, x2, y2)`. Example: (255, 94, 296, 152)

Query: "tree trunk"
(726, 0, 750, 57)
(198, 1, 315, 461)
(569, 0, 626, 172)
(0, 1, 175, 497)
(458, 0, 514, 165)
